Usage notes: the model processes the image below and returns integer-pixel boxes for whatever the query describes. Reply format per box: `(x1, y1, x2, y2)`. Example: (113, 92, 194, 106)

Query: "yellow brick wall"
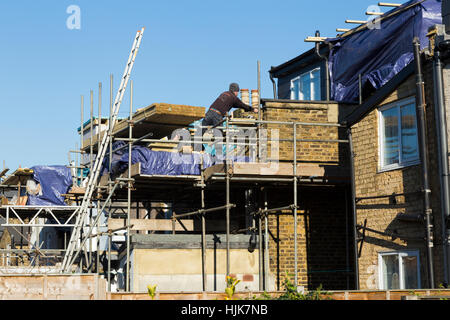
(351, 63, 445, 290)
(254, 101, 353, 290)
(265, 186, 351, 291)
(261, 102, 344, 164)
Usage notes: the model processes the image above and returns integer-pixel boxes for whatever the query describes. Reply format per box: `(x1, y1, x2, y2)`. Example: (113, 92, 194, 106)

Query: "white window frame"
(378, 250, 421, 290)
(378, 97, 420, 172)
(290, 68, 321, 101)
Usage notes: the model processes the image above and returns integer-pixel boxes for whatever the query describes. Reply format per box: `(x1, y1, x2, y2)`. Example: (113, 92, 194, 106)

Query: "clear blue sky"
(0, 0, 386, 170)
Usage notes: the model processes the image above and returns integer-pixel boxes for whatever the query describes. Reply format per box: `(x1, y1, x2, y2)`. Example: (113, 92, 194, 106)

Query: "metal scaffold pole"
(97, 82, 102, 274)
(109, 75, 113, 187)
(258, 196, 263, 291)
(200, 158, 207, 292)
(293, 123, 298, 289)
(226, 115, 231, 277)
(264, 188, 269, 291)
(80, 95, 84, 186)
(61, 28, 145, 273)
(126, 80, 134, 292)
(89, 89, 94, 270)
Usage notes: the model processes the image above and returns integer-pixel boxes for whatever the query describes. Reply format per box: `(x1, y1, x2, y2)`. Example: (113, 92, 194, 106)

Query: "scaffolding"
(64, 80, 351, 291)
(0, 35, 352, 292)
(0, 85, 351, 292)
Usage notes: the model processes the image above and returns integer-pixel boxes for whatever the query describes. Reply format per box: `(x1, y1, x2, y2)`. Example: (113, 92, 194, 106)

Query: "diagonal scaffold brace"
(60, 28, 145, 273)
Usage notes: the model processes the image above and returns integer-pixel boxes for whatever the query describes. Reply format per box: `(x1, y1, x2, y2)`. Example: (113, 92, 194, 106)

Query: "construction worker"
(201, 83, 258, 134)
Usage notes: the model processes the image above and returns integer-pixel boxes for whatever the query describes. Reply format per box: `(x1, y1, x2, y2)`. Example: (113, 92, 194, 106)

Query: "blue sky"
(0, 0, 387, 170)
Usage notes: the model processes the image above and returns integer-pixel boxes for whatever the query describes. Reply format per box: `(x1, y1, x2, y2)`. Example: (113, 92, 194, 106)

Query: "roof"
(269, 0, 440, 104)
(77, 117, 111, 133)
(344, 61, 416, 127)
(269, 2, 425, 77)
(269, 44, 328, 78)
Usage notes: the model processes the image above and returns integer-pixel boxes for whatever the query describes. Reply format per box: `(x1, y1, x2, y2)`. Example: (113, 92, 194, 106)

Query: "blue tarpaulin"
(118, 144, 215, 176)
(102, 141, 251, 177)
(101, 141, 215, 176)
(328, 0, 442, 103)
(27, 165, 73, 206)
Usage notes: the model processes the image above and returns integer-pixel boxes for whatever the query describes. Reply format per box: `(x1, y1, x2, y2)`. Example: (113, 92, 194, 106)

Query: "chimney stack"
(241, 89, 250, 105)
(251, 90, 259, 108)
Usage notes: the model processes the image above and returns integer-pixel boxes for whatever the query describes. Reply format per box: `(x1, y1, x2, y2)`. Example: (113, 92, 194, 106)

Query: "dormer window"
(290, 68, 321, 101)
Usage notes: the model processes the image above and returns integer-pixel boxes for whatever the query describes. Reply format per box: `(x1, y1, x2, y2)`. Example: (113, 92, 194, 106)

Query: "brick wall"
(260, 101, 349, 165)
(351, 60, 446, 290)
(266, 186, 352, 291)
(255, 100, 354, 291)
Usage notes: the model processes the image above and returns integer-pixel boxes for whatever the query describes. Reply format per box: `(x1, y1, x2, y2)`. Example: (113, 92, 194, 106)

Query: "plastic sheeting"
(27, 165, 73, 206)
(328, 0, 442, 103)
(102, 141, 251, 177)
(101, 141, 212, 176)
(119, 144, 214, 176)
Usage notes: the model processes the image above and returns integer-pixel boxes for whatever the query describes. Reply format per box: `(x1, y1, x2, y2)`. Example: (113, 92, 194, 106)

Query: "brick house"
(264, 0, 450, 291)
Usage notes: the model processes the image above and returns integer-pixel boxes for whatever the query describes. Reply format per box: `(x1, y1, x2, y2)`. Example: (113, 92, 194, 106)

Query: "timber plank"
(82, 103, 205, 150)
(108, 218, 194, 231)
(204, 162, 349, 180)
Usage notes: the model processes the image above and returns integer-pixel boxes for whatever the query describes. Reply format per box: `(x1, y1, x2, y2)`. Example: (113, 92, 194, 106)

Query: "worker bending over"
(201, 83, 258, 132)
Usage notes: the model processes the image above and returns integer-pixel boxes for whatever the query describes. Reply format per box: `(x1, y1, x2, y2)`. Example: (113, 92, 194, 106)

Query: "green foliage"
(147, 284, 157, 300)
(251, 272, 333, 300)
(225, 275, 241, 300)
(249, 291, 273, 300)
(408, 290, 421, 297)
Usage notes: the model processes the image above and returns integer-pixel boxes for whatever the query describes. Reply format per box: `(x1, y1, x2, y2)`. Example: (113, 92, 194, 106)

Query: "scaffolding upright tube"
(226, 115, 231, 277)
(80, 95, 84, 186)
(258, 205, 263, 290)
(264, 188, 269, 291)
(257, 60, 262, 162)
(97, 82, 102, 274)
(108, 231, 111, 292)
(90, 90, 94, 172)
(126, 80, 133, 292)
(200, 158, 207, 292)
(109, 74, 113, 190)
(293, 123, 298, 288)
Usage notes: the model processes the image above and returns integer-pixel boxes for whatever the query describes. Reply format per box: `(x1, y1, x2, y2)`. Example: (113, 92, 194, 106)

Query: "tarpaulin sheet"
(101, 141, 213, 176)
(27, 165, 73, 206)
(102, 141, 251, 177)
(328, 0, 442, 103)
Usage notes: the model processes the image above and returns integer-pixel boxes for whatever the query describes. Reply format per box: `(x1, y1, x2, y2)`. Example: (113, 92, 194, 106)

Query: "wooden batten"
(204, 162, 349, 181)
(1, 168, 34, 186)
(108, 218, 194, 232)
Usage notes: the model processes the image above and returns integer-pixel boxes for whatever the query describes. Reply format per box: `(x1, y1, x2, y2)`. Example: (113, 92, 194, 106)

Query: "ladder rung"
(61, 28, 145, 272)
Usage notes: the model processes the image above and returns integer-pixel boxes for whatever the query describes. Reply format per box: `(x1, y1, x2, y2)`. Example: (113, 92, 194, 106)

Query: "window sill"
(377, 160, 421, 173)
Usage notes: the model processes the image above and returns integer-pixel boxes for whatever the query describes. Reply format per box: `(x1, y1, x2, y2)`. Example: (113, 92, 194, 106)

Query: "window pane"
(382, 254, 400, 289)
(402, 255, 419, 289)
(311, 69, 321, 101)
(382, 108, 399, 166)
(291, 79, 299, 100)
(400, 104, 419, 162)
(300, 73, 311, 100)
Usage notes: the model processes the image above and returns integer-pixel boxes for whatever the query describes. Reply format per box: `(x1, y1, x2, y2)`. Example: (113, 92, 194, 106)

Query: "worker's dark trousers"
(197, 110, 224, 150)
(200, 110, 223, 137)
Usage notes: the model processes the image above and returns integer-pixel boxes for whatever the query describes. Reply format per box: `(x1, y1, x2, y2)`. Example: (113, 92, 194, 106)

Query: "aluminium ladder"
(60, 28, 145, 273)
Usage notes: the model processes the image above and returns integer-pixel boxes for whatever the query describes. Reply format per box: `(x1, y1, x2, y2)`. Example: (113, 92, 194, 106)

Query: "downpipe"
(413, 38, 435, 289)
(433, 42, 450, 287)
